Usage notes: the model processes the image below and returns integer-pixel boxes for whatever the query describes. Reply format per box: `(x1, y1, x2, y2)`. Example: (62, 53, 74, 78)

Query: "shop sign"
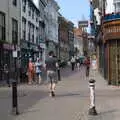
(3, 43, 14, 50)
(13, 50, 18, 58)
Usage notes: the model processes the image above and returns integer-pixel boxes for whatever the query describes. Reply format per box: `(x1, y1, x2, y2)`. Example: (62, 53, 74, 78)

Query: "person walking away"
(85, 57, 90, 79)
(76, 56, 80, 70)
(71, 56, 75, 71)
(28, 58, 34, 85)
(45, 51, 58, 97)
(35, 58, 42, 84)
(57, 59, 61, 81)
(4, 64, 10, 87)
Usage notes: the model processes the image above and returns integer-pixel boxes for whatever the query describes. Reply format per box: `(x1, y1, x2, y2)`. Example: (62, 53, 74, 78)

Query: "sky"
(33, 0, 90, 29)
(55, 0, 90, 27)
(33, 0, 39, 8)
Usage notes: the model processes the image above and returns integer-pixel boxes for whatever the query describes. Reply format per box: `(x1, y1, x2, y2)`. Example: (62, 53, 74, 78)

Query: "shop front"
(20, 40, 39, 83)
(0, 43, 14, 83)
(103, 19, 120, 85)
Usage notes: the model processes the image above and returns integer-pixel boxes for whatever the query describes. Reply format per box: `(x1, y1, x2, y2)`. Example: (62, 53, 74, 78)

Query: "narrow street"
(1, 66, 120, 120)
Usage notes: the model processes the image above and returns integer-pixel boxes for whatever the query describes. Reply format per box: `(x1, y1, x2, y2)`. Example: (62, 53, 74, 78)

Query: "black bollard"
(88, 79, 97, 115)
(57, 68, 61, 81)
(12, 81, 19, 115)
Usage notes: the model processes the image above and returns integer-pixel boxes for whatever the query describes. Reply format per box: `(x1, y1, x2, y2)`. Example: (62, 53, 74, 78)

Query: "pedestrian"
(71, 56, 75, 71)
(57, 59, 61, 81)
(84, 57, 90, 78)
(44, 51, 58, 97)
(76, 56, 80, 70)
(4, 64, 10, 87)
(35, 58, 42, 84)
(28, 58, 34, 85)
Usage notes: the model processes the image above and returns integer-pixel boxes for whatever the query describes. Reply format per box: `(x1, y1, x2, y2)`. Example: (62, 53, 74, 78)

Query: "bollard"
(57, 68, 61, 81)
(12, 81, 19, 115)
(88, 79, 97, 115)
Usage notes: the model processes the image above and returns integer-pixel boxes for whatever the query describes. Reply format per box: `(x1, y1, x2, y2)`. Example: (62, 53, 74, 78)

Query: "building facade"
(90, 0, 120, 85)
(78, 21, 89, 56)
(0, 0, 21, 82)
(20, 0, 46, 72)
(58, 16, 69, 62)
(68, 21, 74, 58)
(45, 0, 59, 57)
(74, 28, 83, 56)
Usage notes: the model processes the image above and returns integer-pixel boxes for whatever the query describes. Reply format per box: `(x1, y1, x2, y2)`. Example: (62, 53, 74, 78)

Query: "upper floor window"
(36, 27, 39, 44)
(12, 18, 18, 44)
(28, 22, 31, 41)
(32, 9, 34, 19)
(22, 0, 26, 12)
(28, 4, 32, 16)
(31, 24, 34, 42)
(22, 17, 26, 40)
(13, 0, 17, 6)
(0, 12, 5, 40)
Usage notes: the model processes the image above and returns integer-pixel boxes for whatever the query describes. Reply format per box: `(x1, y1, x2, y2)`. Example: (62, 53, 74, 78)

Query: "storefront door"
(109, 40, 120, 85)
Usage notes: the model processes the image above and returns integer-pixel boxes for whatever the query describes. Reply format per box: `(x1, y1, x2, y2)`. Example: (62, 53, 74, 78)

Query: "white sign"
(40, 43, 46, 48)
(13, 50, 18, 58)
(91, 60, 97, 70)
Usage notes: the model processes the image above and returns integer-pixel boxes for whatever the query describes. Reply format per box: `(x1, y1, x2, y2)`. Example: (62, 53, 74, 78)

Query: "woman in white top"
(35, 58, 42, 84)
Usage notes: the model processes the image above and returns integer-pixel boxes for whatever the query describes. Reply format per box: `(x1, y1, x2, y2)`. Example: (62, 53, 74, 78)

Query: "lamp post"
(58, 19, 61, 81)
(12, 45, 19, 115)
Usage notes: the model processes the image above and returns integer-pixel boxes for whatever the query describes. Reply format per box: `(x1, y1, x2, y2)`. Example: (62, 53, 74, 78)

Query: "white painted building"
(0, 0, 21, 80)
(20, 0, 46, 68)
(44, 0, 60, 56)
(106, 0, 120, 14)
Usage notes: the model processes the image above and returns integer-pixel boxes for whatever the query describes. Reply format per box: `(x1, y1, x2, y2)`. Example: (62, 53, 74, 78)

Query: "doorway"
(109, 40, 120, 85)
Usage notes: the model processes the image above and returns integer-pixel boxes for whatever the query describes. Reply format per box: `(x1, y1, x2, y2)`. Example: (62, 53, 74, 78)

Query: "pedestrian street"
(1, 66, 120, 120)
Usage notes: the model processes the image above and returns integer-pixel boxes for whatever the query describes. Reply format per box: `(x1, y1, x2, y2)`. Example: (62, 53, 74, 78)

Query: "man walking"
(71, 56, 75, 71)
(45, 51, 58, 97)
(84, 57, 90, 79)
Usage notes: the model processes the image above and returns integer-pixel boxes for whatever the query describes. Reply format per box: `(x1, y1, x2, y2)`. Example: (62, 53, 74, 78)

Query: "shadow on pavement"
(56, 93, 81, 98)
(0, 87, 48, 120)
(88, 109, 120, 120)
(18, 90, 48, 115)
(56, 92, 89, 98)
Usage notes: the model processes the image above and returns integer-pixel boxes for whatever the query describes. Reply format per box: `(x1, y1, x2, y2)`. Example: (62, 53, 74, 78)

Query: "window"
(0, 12, 5, 40)
(22, 0, 26, 12)
(32, 9, 34, 19)
(22, 17, 26, 40)
(36, 13, 38, 22)
(28, 22, 31, 41)
(12, 18, 18, 44)
(31, 24, 34, 42)
(36, 27, 39, 44)
(13, 0, 17, 6)
(28, 4, 31, 16)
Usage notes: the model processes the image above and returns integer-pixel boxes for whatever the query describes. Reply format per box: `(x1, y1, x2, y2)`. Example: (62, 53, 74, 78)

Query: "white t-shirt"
(35, 62, 42, 73)
(71, 57, 75, 63)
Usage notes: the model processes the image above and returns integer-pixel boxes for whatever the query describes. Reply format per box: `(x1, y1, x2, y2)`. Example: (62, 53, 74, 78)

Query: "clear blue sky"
(55, 0, 90, 27)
